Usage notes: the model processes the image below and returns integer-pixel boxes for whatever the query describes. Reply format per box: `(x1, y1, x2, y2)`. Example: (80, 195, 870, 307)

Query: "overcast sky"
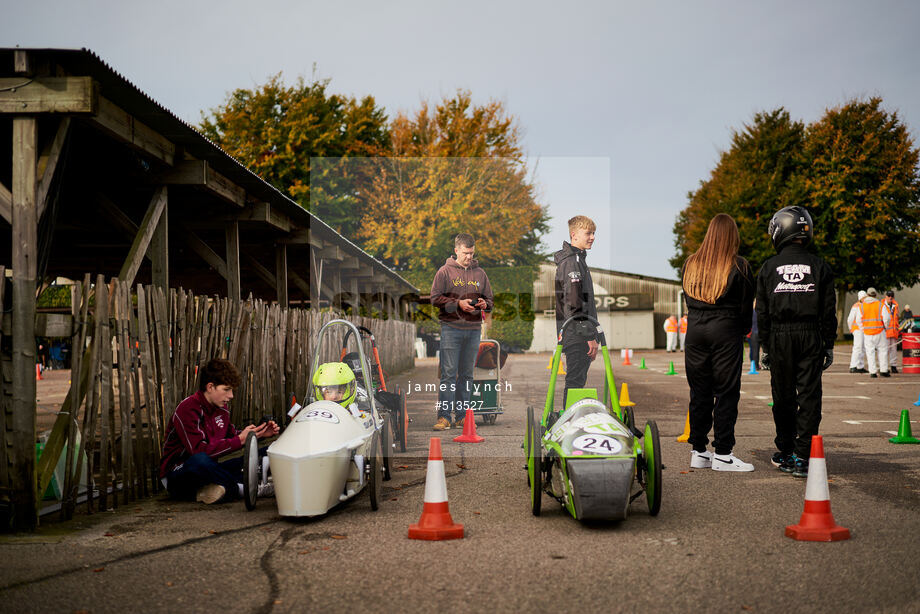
(4, 0, 919, 279)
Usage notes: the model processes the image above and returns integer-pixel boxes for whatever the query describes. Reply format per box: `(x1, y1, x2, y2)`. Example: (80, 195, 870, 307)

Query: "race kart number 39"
(296, 409, 340, 424)
(572, 434, 622, 455)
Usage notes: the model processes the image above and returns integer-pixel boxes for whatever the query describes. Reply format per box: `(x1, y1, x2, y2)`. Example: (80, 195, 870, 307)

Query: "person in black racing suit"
(756, 206, 836, 479)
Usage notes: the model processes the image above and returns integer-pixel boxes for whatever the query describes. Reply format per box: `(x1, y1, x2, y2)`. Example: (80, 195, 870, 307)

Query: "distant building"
(528, 263, 681, 351)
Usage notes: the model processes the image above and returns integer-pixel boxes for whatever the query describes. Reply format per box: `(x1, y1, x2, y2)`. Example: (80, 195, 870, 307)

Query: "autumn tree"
(670, 109, 806, 273)
(199, 74, 389, 237)
(347, 91, 549, 270)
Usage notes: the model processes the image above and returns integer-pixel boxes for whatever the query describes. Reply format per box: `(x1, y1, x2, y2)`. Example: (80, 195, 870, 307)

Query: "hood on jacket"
(444, 256, 480, 270)
(554, 242, 584, 265)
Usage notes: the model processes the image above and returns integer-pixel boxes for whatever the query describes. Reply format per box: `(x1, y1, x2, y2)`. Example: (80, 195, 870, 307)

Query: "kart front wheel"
(368, 432, 381, 511)
(397, 386, 408, 452)
(382, 413, 392, 481)
(527, 406, 542, 516)
(243, 431, 259, 511)
(643, 420, 662, 516)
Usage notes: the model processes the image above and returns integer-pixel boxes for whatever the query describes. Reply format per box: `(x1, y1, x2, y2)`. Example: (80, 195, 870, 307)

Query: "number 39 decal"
(296, 409, 340, 424)
(572, 434, 622, 455)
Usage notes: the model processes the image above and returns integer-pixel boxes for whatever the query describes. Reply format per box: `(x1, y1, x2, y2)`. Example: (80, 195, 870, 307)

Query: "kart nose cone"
(567, 458, 635, 521)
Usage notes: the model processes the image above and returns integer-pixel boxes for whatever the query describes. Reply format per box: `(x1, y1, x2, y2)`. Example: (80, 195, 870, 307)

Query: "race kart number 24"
(296, 409, 340, 424)
(572, 434, 622, 455)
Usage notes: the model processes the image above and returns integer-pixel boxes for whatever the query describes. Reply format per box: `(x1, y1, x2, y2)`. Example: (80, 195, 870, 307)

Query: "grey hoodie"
(430, 257, 494, 330)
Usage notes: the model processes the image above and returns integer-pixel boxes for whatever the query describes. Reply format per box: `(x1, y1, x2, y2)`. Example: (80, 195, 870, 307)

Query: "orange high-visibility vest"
(885, 300, 899, 338)
(679, 315, 688, 334)
(849, 302, 861, 332)
(861, 300, 884, 335)
(665, 316, 678, 333)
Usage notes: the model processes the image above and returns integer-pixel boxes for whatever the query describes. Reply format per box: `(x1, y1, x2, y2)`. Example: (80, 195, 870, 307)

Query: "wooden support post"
(309, 247, 321, 309)
(11, 117, 38, 530)
(225, 222, 241, 303)
(275, 244, 288, 309)
(150, 200, 168, 290)
(349, 277, 360, 315)
(118, 186, 167, 287)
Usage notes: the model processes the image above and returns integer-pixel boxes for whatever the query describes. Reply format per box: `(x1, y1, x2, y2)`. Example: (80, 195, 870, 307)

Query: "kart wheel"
(625, 405, 636, 432)
(243, 431, 259, 511)
(643, 420, 662, 516)
(485, 413, 497, 425)
(368, 433, 380, 511)
(527, 406, 542, 516)
(525, 406, 533, 487)
(381, 414, 392, 481)
(398, 386, 408, 452)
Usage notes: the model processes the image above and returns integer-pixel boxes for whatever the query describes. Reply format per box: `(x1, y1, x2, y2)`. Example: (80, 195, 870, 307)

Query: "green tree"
(199, 74, 390, 237)
(670, 109, 806, 273)
(672, 98, 920, 335)
(802, 97, 920, 295)
(355, 91, 549, 270)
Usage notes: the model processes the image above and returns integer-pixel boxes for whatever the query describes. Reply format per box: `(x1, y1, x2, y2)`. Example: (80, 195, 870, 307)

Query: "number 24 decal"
(572, 434, 622, 455)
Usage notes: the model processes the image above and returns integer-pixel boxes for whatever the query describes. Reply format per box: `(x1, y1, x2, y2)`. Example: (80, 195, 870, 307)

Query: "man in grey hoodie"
(430, 233, 494, 430)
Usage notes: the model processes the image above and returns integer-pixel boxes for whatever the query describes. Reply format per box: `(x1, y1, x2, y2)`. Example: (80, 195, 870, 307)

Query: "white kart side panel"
(268, 400, 374, 517)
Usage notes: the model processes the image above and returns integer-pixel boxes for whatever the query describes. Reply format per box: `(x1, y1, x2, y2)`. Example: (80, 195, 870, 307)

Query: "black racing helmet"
(768, 206, 813, 251)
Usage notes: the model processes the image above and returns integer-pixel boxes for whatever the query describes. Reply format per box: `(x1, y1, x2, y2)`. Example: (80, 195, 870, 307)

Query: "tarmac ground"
(2, 348, 920, 613)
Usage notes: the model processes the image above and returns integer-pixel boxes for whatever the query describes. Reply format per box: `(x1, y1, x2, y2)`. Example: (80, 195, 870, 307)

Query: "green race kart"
(526, 315, 662, 521)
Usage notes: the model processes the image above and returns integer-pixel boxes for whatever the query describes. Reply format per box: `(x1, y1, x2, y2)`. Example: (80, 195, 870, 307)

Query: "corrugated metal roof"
(2, 47, 417, 292)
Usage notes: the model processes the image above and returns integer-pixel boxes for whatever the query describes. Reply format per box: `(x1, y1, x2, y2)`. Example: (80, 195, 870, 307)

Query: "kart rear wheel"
(368, 433, 380, 511)
(485, 413, 497, 425)
(625, 405, 636, 433)
(527, 406, 542, 516)
(381, 414, 392, 481)
(643, 420, 662, 516)
(525, 406, 533, 486)
(397, 386, 408, 452)
(243, 431, 259, 511)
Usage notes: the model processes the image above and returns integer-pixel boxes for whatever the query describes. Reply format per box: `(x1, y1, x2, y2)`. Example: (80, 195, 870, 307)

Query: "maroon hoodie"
(430, 257, 494, 330)
(159, 390, 242, 478)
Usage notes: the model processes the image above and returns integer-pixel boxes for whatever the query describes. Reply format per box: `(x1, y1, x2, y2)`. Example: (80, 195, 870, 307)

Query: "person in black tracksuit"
(554, 216, 598, 408)
(682, 214, 755, 472)
(756, 206, 836, 478)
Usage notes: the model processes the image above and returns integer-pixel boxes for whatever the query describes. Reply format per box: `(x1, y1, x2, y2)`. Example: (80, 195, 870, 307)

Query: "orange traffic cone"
(409, 438, 464, 540)
(677, 411, 690, 442)
(622, 349, 632, 366)
(453, 408, 484, 443)
(785, 436, 850, 542)
(35, 363, 43, 381)
(619, 383, 636, 407)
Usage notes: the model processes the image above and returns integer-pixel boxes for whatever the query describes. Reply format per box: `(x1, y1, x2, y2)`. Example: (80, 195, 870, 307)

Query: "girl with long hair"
(682, 213, 755, 471)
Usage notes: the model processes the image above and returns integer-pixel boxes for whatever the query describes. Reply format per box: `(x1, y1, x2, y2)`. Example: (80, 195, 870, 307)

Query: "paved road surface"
(2, 351, 919, 613)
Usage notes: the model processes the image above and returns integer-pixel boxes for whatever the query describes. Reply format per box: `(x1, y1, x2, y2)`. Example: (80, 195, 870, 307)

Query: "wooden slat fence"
(18, 278, 414, 520)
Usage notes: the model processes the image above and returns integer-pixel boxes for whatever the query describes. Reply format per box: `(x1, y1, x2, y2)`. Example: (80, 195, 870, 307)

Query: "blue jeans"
(438, 325, 481, 420)
(165, 449, 265, 502)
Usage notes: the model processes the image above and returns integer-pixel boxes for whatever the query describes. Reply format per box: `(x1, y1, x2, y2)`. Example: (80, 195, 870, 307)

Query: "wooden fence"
(19, 276, 415, 520)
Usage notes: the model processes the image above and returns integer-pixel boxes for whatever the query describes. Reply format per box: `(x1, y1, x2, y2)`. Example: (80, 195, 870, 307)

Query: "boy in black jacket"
(756, 207, 836, 478)
(554, 216, 599, 407)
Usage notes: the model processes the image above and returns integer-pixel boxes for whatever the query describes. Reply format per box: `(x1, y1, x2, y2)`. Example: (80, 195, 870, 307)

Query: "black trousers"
(562, 336, 592, 410)
(685, 311, 744, 455)
(769, 325, 823, 458)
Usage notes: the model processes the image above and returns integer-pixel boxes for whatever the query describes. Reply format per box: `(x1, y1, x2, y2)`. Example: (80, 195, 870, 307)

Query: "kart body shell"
(262, 319, 385, 517)
(527, 315, 661, 522)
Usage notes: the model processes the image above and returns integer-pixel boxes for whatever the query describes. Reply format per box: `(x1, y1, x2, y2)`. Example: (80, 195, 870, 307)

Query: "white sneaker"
(257, 482, 274, 498)
(690, 450, 712, 469)
(712, 453, 754, 472)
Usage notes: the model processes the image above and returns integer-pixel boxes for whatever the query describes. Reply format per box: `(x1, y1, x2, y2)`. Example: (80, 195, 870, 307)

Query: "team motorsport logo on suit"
(774, 264, 815, 293)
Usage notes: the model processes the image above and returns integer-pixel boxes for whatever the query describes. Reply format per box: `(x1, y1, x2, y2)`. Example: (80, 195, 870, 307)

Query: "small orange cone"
(35, 363, 43, 381)
(409, 438, 464, 540)
(677, 411, 690, 442)
(619, 382, 636, 407)
(622, 349, 632, 366)
(453, 408, 484, 443)
(785, 436, 850, 542)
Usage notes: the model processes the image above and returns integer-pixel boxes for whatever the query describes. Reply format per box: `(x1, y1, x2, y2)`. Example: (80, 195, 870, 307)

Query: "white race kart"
(242, 319, 389, 516)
